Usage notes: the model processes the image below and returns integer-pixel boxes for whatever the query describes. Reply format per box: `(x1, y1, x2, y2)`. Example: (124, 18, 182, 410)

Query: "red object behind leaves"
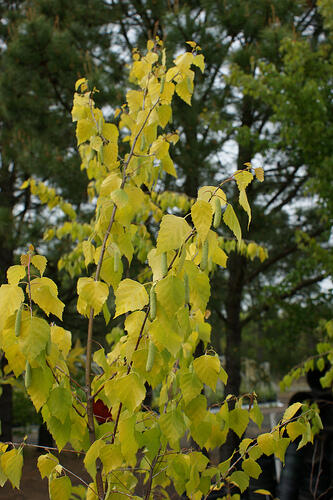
(93, 399, 113, 424)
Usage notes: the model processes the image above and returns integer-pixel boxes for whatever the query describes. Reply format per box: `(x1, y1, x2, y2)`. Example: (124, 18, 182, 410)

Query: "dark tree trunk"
(0, 357, 13, 442)
(0, 160, 16, 442)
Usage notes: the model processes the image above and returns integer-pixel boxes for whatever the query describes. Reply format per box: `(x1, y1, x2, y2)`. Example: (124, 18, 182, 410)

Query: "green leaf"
(30, 277, 64, 320)
(242, 458, 262, 479)
(37, 453, 59, 479)
(183, 261, 210, 312)
(49, 476, 72, 500)
(180, 369, 203, 404)
(155, 275, 185, 317)
(47, 386, 72, 424)
(229, 470, 249, 493)
(149, 317, 183, 357)
(191, 199, 213, 242)
(0, 449, 23, 489)
(118, 415, 139, 467)
(229, 408, 249, 438)
(114, 279, 148, 318)
(156, 214, 191, 254)
(45, 414, 71, 452)
(193, 355, 221, 391)
(159, 408, 186, 450)
(27, 365, 53, 412)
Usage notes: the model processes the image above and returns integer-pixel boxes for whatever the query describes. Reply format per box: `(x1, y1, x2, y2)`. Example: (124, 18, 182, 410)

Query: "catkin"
(201, 239, 209, 270)
(161, 252, 168, 276)
(150, 286, 157, 321)
(213, 198, 221, 228)
(146, 340, 156, 372)
(25, 361, 32, 389)
(15, 304, 22, 337)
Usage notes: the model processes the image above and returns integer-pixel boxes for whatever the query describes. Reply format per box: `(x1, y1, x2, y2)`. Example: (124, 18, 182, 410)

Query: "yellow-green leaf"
(84, 439, 105, 478)
(229, 408, 249, 438)
(193, 355, 220, 391)
(191, 199, 213, 242)
(1, 449, 23, 489)
(114, 279, 148, 318)
(30, 277, 64, 320)
(155, 275, 185, 317)
(47, 386, 72, 424)
(156, 214, 191, 254)
(229, 470, 249, 493)
(49, 476, 71, 500)
(115, 373, 146, 412)
(242, 458, 262, 479)
(37, 453, 59, 479)
(223, 204, 242, 242)
(286, 421, 307, 441)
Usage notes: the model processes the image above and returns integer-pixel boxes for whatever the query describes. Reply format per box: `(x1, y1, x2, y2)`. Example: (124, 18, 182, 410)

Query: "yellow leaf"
(174, 52, 194, 71)
(161, 154, 177, 177)
(100, 444, 123, 474)
(198, 185, 227, 207)
(255, 167, 264, 182)
(157, 104, 172, 128)
(257, 433, 274, 456)
(100, 172, 122, 196)
(191, 199, 213, 242)
(76, 119, 94, 145)
(156, 214, 192, 254)
(234, 170, 253, 191)
(31, 255, 47, 276)
(175, 78, 192, 105)
(223, 204, 242, 242)
(7, 265, 26, 285)
(90, 135, 103, 152)
(114, 279, 148, 318)
(77, 278, 109, 316)
(75, 78, 88, 92)
(211, 246, 228, 268)
(282, 402, 303, 423)
(193, 54, 205, 73)
(239, 189, 251, 229)
(0, 284, 24, 331)
(51, 326, 72, 358)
